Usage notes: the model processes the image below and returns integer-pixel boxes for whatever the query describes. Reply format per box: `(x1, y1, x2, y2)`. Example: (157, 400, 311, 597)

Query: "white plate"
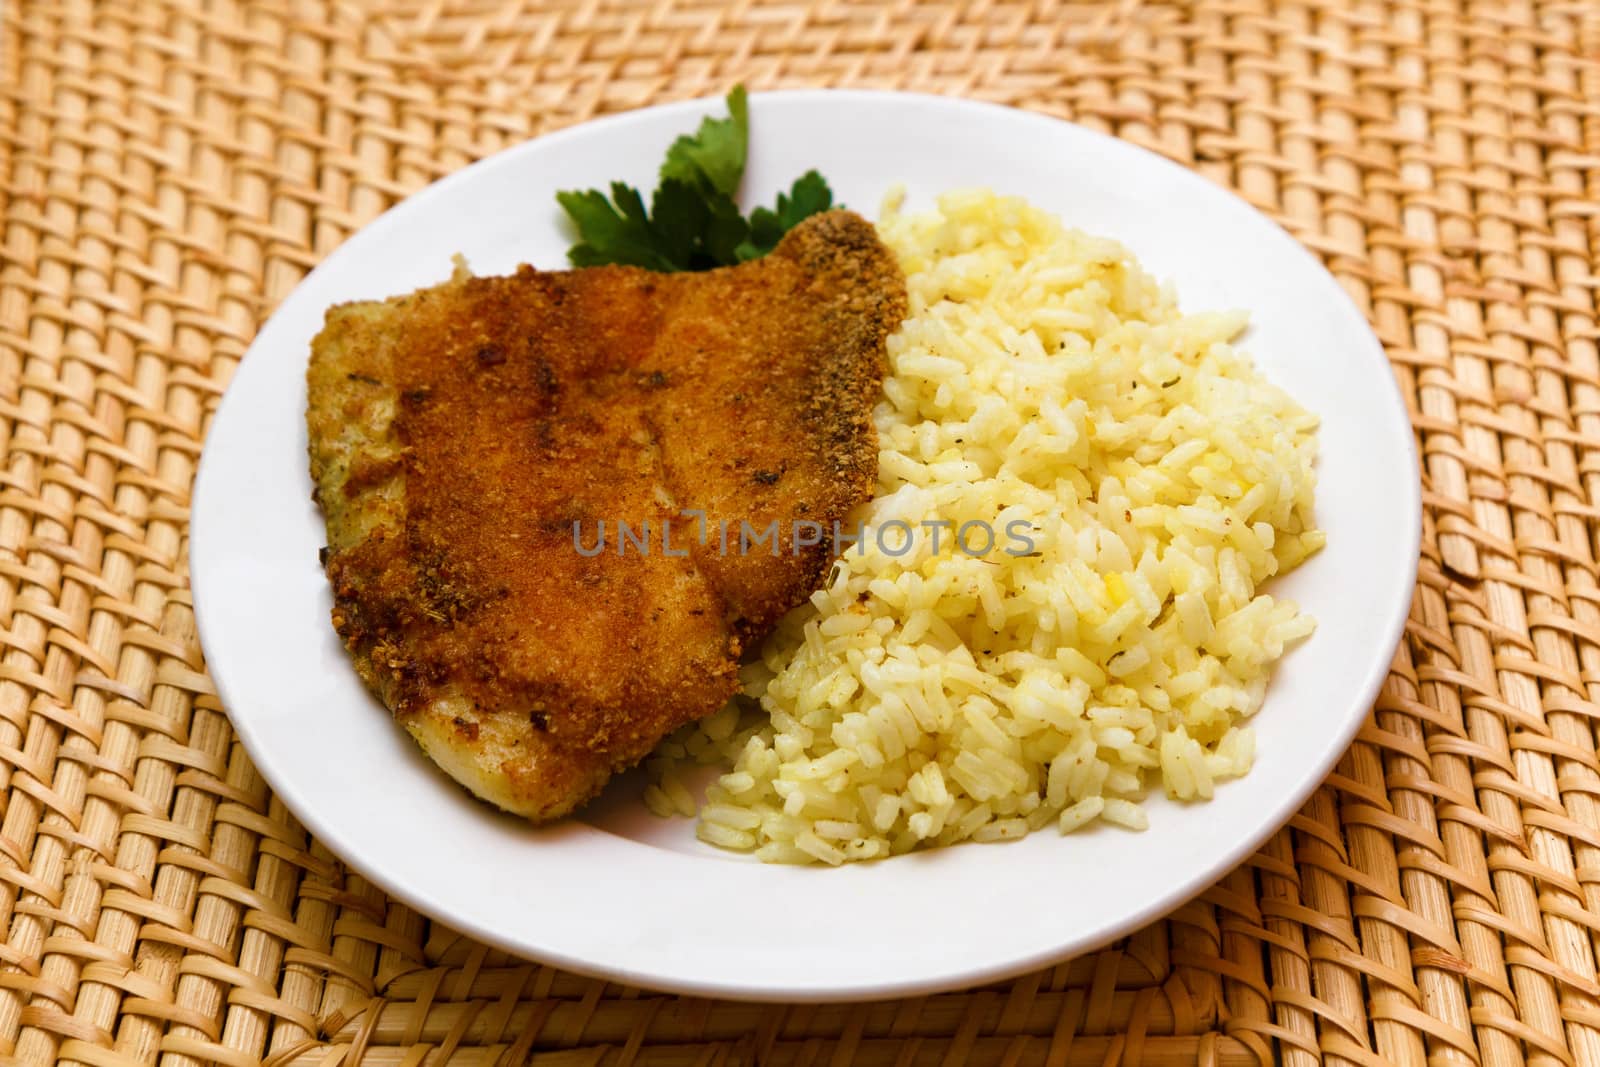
(191, 90, 1420, 1001)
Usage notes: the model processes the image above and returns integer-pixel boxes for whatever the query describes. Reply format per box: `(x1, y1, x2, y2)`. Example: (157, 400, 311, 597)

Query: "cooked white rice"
(645, 188, 1323, 864)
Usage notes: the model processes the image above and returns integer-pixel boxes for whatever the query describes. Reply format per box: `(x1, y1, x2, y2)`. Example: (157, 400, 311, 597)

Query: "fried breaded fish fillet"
(307, 210, 906, 819)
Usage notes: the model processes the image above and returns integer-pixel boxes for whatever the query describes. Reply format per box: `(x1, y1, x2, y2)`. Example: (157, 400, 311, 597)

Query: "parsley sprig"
(557, 87, 835, 272)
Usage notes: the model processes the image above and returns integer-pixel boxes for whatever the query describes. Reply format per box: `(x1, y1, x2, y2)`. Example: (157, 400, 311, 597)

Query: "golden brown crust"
(306, 210, 906, 819)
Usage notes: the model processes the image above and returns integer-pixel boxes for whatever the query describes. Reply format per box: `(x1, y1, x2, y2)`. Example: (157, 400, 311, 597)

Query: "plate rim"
(191, 87, 1423, 1001)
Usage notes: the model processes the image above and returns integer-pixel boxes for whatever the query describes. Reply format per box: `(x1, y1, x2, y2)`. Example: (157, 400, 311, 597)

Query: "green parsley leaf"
(659, 85, 749, 198)
(701, 194, 751, 267)
(557, 185, 679, 272)
(557, 85, 835, 272)
(736, 170, 834, 261)
(646, 179, 711, 268)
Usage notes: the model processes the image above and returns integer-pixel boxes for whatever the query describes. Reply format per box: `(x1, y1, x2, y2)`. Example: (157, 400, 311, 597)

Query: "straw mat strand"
(2, 0, 1599, 1064)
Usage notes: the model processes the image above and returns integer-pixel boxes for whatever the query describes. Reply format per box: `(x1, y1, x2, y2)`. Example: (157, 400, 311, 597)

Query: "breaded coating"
(307, 210, 906, 819)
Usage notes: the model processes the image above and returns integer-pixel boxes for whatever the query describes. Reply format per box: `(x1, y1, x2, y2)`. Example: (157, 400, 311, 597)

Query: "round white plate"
(191, 90, 1420, 1001)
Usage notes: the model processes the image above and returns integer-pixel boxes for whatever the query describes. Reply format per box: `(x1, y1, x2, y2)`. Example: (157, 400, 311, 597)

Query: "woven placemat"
(3, 0, 1600, 1063)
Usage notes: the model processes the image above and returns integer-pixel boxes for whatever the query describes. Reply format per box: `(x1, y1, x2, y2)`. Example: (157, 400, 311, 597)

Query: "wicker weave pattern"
(1, 0, 1598, 1063)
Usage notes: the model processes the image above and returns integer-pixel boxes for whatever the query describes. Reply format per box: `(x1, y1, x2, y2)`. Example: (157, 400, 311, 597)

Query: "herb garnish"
(556, 86, 835, 272)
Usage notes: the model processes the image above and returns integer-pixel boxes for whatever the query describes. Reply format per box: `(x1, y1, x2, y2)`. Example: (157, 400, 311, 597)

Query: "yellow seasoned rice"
(645, 189, 1323, 864)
